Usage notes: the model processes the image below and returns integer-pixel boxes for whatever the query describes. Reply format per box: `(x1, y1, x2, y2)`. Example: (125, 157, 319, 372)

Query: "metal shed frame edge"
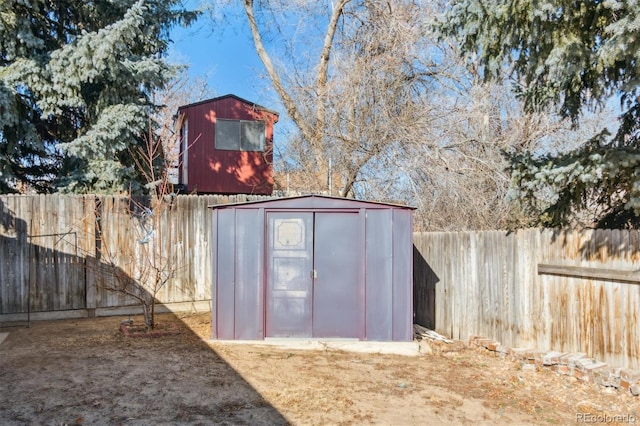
(207, 194, 416, 211)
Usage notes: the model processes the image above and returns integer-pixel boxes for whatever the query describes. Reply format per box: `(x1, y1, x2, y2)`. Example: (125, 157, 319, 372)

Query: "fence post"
(84, 196, 98, 317)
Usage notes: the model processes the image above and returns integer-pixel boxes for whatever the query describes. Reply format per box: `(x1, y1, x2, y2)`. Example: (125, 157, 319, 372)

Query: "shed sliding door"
(266, 211, 361, 338)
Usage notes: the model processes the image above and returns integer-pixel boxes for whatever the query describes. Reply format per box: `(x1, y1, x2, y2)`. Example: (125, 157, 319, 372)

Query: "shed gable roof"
(208, 194, 415, 210)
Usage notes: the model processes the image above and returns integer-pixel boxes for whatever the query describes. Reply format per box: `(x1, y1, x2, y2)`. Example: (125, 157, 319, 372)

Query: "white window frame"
(181, 118, 188, 186)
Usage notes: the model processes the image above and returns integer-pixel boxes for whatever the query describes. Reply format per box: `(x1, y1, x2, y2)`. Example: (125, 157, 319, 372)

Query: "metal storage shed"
(209, 195, 415, 341)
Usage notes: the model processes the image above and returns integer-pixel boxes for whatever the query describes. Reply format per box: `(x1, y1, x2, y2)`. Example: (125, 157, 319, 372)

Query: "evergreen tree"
(0, 0, 197, 193)
(441, 0, 640, 227)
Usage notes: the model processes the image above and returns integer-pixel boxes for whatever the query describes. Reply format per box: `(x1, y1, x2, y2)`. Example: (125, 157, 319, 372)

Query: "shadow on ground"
(0, 313, 288, 425)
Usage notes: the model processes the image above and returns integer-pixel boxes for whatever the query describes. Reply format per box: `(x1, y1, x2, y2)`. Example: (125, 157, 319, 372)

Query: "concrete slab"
(210, 339, 423, 356)
(0, 332, 8, 346)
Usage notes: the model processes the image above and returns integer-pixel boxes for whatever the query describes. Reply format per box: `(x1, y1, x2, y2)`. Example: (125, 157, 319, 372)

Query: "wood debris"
(413, 324, 453, 343)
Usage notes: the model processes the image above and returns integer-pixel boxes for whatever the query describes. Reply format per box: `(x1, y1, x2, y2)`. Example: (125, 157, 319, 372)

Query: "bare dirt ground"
(1, 312, 638, 425)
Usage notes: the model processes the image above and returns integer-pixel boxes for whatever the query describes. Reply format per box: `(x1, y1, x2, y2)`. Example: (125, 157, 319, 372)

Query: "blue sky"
(168, 5, 274, 107)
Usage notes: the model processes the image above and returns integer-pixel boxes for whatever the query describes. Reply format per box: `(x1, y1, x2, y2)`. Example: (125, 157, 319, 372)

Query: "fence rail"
(413, 228, 640, 370)
(538, 263, 640, 284)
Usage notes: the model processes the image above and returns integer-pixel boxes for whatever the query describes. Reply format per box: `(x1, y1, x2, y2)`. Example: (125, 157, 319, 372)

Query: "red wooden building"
(175, 95, 279, 195)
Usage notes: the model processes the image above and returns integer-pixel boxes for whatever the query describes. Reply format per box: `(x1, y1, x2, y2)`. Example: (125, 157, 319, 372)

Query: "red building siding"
(177, 95, 278, 195)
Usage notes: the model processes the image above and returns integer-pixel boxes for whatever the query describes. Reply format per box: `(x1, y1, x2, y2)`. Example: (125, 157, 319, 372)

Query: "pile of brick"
(470, 336, 640, 397)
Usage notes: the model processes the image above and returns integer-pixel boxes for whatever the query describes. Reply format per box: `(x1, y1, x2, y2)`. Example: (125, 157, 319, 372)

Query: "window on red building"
(215, 119, 265, 151)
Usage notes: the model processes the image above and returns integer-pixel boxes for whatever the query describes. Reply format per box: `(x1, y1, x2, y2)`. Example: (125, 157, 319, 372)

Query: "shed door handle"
(311, 269, 317, 279)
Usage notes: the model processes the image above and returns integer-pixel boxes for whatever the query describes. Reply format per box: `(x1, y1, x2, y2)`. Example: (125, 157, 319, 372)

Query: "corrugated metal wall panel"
(392, 209, 413, 341)
(215, 209, 236, 339)
(313, 212, 362, 338)
(211, 209, 219, 339)
(365, 209, 393, 341)
(234, 208, 264, 339)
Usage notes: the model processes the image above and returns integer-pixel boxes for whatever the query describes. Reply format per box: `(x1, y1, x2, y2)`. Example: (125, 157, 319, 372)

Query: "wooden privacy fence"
(0, 194, 269, 318)
(414, 228, 640, 370)
(4, 195, 639, 369)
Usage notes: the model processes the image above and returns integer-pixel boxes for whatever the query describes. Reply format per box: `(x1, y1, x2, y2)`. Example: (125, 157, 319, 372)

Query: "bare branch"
(243, 0, 314, 141)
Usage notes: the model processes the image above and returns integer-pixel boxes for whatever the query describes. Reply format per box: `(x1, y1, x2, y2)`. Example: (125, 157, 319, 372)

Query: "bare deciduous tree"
(243, 0, 350, 193)
(233, 1, 613, 229)
(93, 71, 212, 329)
(393, 39, 614, 231)
(94, 125, 180, 329)
(243, 1, 438, 196)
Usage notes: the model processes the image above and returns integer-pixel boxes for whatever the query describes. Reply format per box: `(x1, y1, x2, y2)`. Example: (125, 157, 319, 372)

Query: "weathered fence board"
(0, 194, 272, 317)
(414, 228, 640, 370)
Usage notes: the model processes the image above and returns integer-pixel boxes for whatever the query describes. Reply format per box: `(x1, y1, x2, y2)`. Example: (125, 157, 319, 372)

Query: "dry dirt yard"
(1, 312, 638, 425)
